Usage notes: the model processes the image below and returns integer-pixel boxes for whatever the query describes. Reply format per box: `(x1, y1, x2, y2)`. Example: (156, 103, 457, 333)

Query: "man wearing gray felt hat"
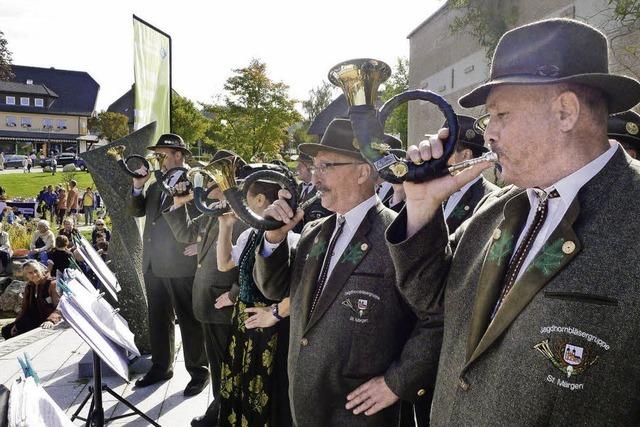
(386, 18, 640, 425)
(253, 117, 442, 426)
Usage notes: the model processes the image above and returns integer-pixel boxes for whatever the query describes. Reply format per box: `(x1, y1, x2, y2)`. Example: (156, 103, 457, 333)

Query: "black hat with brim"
(443, 115, 488, 154)
(299, 118, 364, 161)
(147, 133, 192, 156)
(608, 110, 640, 147)
(459, 18, 640, 114)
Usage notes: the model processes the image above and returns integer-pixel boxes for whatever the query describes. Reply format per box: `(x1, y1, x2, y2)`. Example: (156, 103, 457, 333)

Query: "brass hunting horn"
(192, 156, 306, 230)
(106, 145, 190, 196)
(328, 58, 495, 182)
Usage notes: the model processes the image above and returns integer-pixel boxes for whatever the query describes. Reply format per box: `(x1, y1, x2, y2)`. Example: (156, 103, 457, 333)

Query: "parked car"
(40, 153, 87, 171)
(3, 154, 27, 169)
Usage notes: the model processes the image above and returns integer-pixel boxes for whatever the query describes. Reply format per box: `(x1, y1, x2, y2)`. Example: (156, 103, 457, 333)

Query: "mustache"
(316, 186, 329, 193)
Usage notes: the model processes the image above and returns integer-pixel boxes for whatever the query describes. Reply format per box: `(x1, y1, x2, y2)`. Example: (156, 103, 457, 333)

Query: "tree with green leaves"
(449, 0, 519, 60)
(171, 93, 211, 148)
(381, 57, 410, 145)
(202, 59, 301, 160)
(0, 31, 14, 81)
(88, 111, 129, 142)
(302, 81, 334, 123)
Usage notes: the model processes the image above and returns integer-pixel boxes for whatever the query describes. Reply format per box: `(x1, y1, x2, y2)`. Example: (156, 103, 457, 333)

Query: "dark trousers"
(201, 322, 231, 422)
(143, 269, 208, 381)
(1, 315, 41, 340)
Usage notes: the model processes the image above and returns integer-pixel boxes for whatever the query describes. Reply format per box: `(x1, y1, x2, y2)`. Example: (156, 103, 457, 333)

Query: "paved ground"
(0, 323, 212, 426)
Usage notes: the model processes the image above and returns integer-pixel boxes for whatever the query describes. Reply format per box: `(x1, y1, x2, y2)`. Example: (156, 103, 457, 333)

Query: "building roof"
(0, 81, 58, 98)
(107, 86, 134, 124)
(407, 2, 449, 38)
(0, 130, 81, 143)
(7, 65, 99, 116)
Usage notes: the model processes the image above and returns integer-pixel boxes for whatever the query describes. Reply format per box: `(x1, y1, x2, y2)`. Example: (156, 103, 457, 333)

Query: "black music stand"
(71, 351, 159, 427)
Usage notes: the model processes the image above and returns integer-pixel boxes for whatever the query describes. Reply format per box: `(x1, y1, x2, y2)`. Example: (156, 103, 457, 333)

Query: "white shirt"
(375, 181, 393, 203)
(263, 195, 377, 282)
(513, 142, 618, 281)
(444, 176, 481, 219)
(234, 228, 300, 265)
(300, 182, 314, 199)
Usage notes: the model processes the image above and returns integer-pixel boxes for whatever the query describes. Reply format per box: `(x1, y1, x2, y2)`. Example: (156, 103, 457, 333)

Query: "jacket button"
(458, 377, 470, 391)
(417, 388, 426, 397)
(152, 221, 156, 226)
(300, 337, 309, 346)
(197, 236, 202, 242)
(562, 240, 576, 254)
(464, 205, 470, 211)
(492, 229, 501, 240)
(197, 263, 202, 268)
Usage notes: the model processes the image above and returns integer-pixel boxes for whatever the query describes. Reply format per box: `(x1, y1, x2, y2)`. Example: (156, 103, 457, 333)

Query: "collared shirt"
(263, 195, 377, 281)
(514, 142, 618, 281)
(300, 182, 314, 200)
(444, 176, 481, 219)
(234, 228, 300, 265)
(375, 181, 393, 203)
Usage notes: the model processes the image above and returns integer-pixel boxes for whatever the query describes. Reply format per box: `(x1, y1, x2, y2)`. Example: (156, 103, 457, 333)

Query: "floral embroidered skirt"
(219, 300, 290, 427)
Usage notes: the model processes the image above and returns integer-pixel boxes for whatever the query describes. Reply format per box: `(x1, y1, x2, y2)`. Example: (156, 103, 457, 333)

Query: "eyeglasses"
(309, 162, 364, 175)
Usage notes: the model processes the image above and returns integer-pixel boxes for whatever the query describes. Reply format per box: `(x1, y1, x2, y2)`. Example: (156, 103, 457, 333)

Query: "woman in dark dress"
(215, 180, 294, 427)
(1, 260, 61, 339)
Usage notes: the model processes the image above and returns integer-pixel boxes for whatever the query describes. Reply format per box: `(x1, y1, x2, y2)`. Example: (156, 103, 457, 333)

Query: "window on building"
(34, 98, 44, 107)
(56, 119, 67, 130)
(5, 96, 15, 105)
(20, 97, 29, 106)
(42, 119, 53, 129)
(21, 117, 32, 128)
(5, 116, 17, 127)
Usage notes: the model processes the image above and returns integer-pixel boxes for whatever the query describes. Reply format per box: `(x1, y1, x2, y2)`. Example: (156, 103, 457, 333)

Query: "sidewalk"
(0, 324, 212, 426)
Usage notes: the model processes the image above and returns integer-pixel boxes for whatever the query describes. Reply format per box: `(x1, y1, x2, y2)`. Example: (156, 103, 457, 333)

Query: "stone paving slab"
(0, 323, 210, 425)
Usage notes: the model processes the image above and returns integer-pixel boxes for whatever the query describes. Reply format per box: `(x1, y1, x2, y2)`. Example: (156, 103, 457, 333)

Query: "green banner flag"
(133, 15, 171, 140)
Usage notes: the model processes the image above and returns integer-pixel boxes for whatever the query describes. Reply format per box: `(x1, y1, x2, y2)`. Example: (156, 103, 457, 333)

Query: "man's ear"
(553, 90, 580, 132)
(356, 163, 374, 185)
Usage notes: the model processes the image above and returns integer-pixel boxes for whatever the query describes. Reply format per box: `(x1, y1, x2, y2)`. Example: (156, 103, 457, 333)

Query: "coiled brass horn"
(107, 145, 190, 196)
(188, 161, 232, 217)
(328, 58, 496, 183)
(192, 156, 301, 230)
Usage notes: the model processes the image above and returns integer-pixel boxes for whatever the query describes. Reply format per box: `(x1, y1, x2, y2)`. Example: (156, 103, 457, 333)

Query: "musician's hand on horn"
(132, 165, 150, 190)
(264, 189, 304, 245)
(172, 181, 194, 208)
(404, 127, 492, 238)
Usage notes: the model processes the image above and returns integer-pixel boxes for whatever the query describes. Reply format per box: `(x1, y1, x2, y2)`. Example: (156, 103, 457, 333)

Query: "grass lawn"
(1, 171, 95, 199)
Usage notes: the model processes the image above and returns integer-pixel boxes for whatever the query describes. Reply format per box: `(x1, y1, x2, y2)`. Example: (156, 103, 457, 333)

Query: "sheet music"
(62, 272, 139, 356)
(58, 295, 130, 381)
(8, 376, 74, 427)
(75, 236, 120, 300)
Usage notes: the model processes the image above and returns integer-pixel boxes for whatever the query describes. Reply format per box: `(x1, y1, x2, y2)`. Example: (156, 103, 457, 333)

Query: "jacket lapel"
(465, 197, 582, 370)
(465, 190, 529, 361)
(299, 216, 336, 327)
(304, 204, 377, 334)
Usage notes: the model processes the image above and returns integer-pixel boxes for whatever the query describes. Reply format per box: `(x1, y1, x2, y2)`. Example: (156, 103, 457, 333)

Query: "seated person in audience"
(1, 260, 61, 340)
(58, 217, 80, 251)
(96, 240, 109, 262)
(29, 220, 55, 264)
(91, 219, 111, 246)
(0, 222, 11, 275)
(47, 235, 74, 277)
(0, 207, 15, 224)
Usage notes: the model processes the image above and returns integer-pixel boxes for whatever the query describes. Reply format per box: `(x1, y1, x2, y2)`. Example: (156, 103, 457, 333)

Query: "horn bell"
(328, 58, 391, 107)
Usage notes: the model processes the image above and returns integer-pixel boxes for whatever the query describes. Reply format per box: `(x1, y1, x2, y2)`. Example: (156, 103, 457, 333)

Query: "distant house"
(107, 85, 135, 132)
(0, 65, 99, 155)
